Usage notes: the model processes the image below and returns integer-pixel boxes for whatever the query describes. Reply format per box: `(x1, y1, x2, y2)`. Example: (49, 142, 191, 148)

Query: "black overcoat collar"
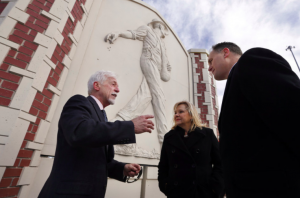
(165, 126, 207, 161)
(87, 96, 105, 122)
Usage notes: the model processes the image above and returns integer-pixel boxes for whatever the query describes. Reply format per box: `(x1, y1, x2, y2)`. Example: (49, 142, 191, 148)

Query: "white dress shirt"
(90, 95, 104, 110)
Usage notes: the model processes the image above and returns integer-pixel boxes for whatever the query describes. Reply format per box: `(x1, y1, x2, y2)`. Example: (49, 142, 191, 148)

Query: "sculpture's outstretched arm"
(105, 31, 134, 44)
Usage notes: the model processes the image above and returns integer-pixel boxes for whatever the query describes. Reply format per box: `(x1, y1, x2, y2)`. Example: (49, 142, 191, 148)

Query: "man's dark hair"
(212, 42, 243, 55)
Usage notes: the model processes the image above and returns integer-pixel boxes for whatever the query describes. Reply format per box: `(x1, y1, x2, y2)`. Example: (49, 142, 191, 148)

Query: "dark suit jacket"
(38, 95, 136, 198)
(158, 126, 224, 198)
(218, 48, 300, 198)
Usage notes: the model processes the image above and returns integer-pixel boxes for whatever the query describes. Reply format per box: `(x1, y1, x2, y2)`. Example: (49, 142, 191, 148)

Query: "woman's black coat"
(158, 126, 224, 198)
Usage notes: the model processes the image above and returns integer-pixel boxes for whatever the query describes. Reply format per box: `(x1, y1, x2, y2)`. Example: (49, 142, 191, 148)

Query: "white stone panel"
(66, 8, 74, 22)
(201, 53, 207, 60)
(0, 36, 19, 50)
(68, 44, 76, 59)
(145, 180, 166, 198)
(62, 54, 71, 68)
(57, 11, 69, 34)
(45, 20, 59, 38)
(19, 111, 36, 123)
(73, 21, 83, 42)
(48, 84, 61, 96)
(80, 3, 88, 14)
(49, 0, 68, 19)
(57, 67, 69, 91)
(0, 43, 10, 64)
(0, 136, 8, 144)
(46, 94, 59, 122)
(27, 45, 47, 73)
(9, 66, 35, 78)
(67, 0, 76, 11)
(45, 39, 57, 59)
(0, 106, 19, 136)
(68, 33, 77, 46)
(18, 185, 31, 198)
(21, 87, 37, 113)
(18, 167, 38, 185)
(32, 61, 51, 92)
(44, 57, 56, 69)
(30, 150, 41, 167)
(0, 1, 16, 17)
(41, 10, 60, 23)
(204, 91, 211, 103)
(0, 167, 5, 181)
(9, 77, 33, 109)
(106, 179, 141, 198)
(84, 0, 94, 13)
(26, 142, 43, 150)
(8, 7, 29, 24)
(0, 17, 17, 39)
(34, 33, 52, 48)
(81, 13, 87, 26)
(35, 120, 51, 144)
(206, 114, 213, 121)
(0, 118, 30, 166)
(54, 31, 64, 46)
(15, 0, 31, 11)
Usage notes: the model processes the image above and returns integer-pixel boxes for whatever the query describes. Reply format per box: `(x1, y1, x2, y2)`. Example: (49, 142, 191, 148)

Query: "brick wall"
(0, 0, 90, 197)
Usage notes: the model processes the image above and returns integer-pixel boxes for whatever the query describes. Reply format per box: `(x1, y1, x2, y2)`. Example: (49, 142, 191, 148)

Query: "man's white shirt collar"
(90, 95, 104, 110)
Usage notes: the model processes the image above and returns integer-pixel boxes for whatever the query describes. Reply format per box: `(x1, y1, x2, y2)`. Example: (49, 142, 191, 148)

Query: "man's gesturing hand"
(132, 115, 154, 134)
(123, 163, 141, 177)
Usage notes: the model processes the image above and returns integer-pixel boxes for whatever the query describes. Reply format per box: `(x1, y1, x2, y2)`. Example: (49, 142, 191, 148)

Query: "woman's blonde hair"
(172, 101, 206, 131)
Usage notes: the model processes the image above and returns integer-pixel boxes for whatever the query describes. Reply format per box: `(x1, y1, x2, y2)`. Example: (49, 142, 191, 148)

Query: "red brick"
(0, 187, 20, 197)
(28, 123, 33, 131)
(2, 81, 19, 91)
(28, 4, 41, 13)
(38, 110, 47, 119)
(8, 50, 17, 57)
(33, 100, 48, 112)
(4, 57, 27, 69)
(17, 149, 33, 158)
(0, 63, 9, 71)
(16, 53, 31, 63)
(3, 168, 22, 177)
(21, 141, 27, 148)
(19, 46, 34, 56)
(35, 92, 43, 101)
(29, 29, 38, 37)
(24, 41, 38, 51)
(15, 23, 30, 33)
(49, 70, 54, 76)
(47, 76, 57, 86)
(42, 88, 53, 98)
(11, 178, 19, 187)
(0, 97, 11, 106)
(43, 96, 51, 106)
(33, 0, 50, 12)
(35, 18, 48, 29)
(25, 21, 44, 33)
(29, 106, 38, 116)
(32, 125, 38, 133)
(50, 56, 58, 65)
(48, 0, 55, 3)
(9, 35, 23, 45)
(19, 159, 31, 167)
(52, 72, 59, 81)
(0, 178, 12, 188)
(0, 88, 13, 98)
(38, 14, 50, 24)
(26, 9, 40, 19)
(53, 51, 63, 62)
(28, 16, 35, 22)
(55, 45, 62, 54)
(37, 0, 46, 3)
(13, 29, 34, 42)
(46, 2, 52, 8)
(25, 132, 35, 141)
(54, 67, 62, 75)
(35, 118, 41, 125)
(14, 158, 20, 166)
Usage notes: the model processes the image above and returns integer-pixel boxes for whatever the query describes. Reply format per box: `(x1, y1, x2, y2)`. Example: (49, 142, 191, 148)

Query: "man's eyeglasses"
(126, 167, 143, 183)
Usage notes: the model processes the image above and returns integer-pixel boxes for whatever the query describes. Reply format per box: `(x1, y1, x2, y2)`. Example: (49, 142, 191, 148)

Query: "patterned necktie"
(101, 110, 108, 122)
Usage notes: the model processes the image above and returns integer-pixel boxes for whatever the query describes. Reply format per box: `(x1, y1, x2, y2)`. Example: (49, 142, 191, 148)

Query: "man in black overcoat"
(208, 42, 300, 198)
(39, 70, 154, 198)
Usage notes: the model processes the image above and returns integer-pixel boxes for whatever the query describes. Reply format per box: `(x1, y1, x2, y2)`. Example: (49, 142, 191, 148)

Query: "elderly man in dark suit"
(208, 42, 300, 198)
(39, 70, 154, 198)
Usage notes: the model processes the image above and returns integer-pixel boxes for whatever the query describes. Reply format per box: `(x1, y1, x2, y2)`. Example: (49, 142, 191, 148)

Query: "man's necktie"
(101, 110, 108, 122)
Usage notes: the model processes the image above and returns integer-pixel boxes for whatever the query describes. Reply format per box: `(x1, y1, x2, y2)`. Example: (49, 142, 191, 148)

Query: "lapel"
(218, 66, 236, 132)
(185, 127, 206, 149)
(87, 96, 104, 122)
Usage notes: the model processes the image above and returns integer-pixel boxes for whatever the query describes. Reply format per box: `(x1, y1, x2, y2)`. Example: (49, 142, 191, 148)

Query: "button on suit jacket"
(39, 95, 136, 198)
(218, 48, 300, 198)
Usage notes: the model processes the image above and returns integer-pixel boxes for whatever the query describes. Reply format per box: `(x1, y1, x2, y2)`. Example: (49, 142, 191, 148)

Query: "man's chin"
(108, 99, 115, 105)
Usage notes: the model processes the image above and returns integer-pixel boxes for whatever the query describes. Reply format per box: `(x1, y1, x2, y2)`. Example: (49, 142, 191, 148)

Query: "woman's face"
(174, 104, 192, 127)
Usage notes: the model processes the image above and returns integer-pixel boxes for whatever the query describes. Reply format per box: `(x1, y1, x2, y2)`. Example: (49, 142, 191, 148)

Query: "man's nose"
(115, 86, 120, 93)
(208, 65, 213, 72)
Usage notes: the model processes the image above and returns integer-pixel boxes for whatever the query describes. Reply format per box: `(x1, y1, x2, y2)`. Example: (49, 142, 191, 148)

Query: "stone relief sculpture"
(106, 19, 171, 159)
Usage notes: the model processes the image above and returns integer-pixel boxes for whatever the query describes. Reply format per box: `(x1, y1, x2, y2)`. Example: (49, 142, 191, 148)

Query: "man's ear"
(93, 82, 100, 91)
(223, 48, 230, 58)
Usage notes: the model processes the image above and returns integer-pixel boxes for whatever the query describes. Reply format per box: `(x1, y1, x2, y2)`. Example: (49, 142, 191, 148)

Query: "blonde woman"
(158, 101, 224, 198)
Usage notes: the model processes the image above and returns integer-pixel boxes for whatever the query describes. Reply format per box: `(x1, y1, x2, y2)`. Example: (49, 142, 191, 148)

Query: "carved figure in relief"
(106, 19, 171, 145)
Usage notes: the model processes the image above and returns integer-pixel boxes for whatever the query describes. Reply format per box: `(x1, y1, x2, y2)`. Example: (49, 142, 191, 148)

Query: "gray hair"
(87, 70, 117, 95)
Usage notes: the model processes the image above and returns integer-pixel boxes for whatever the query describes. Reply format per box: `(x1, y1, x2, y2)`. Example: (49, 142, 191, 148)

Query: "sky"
(142, 0, 300, 108)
